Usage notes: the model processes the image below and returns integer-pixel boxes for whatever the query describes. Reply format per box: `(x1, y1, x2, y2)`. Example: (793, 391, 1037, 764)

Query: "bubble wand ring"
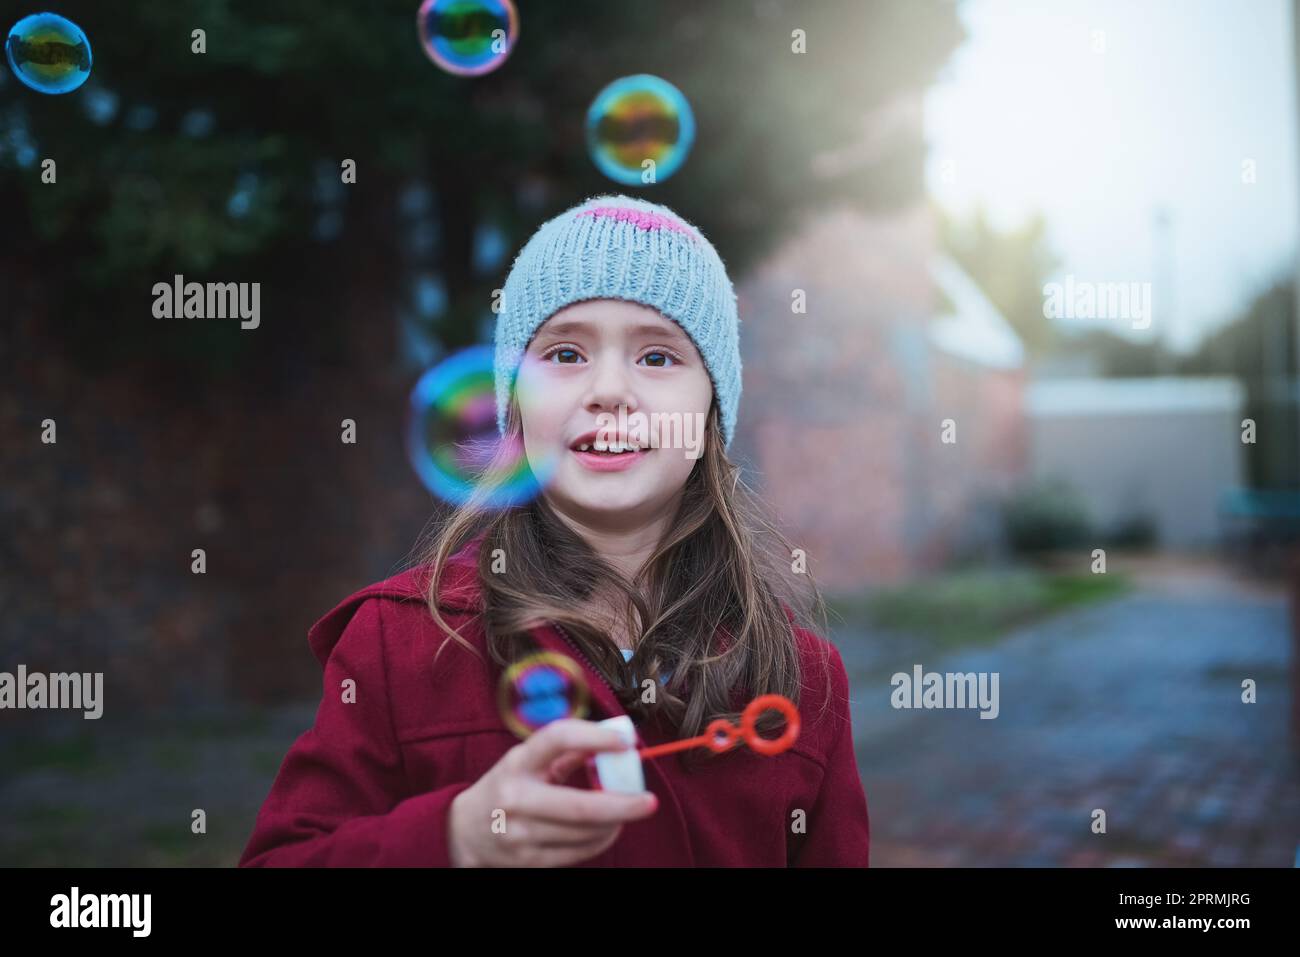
(637, 694, 800, 760)
(498, 651, 590, 739)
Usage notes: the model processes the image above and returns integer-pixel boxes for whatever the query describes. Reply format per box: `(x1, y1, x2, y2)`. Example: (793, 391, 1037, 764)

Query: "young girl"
(238, 194, 870, 867)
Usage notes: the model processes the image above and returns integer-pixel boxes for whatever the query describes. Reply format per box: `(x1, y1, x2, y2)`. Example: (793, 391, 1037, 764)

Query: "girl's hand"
(447, 718, 659, 867)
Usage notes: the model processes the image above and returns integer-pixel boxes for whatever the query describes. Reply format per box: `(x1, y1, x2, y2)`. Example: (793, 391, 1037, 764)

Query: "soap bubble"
(416, 0, 518, 77)
(586, 74, 695, 186)
(405, 344, 556, 508)
(82, 87, 118, 125)
(124, 104, 158, 132)
(226, 172, 259, 219)
(499, 652, 590, 738)
(5, 13, 92, 95)
(180, 108, 216, 138)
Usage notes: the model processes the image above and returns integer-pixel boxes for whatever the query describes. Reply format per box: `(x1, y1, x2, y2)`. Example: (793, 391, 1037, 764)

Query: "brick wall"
(732, 204, 1028, 591)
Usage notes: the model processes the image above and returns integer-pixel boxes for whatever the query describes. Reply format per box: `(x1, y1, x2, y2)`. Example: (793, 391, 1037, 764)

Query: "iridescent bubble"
(226, 172, 259, 219)
(180, 108, 216, 138)
(5, 13, 92, 95)
(416, 0, 518, 77)
(405, 344, 556, 508)
(82, 86, 118, 125)
(498, 652, 590, 739)
(586, 74, 695, 186)
(124, 104, 158, 132)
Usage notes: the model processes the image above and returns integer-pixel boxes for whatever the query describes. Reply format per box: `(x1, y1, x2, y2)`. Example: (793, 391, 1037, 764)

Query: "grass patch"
(0, 732, 105, 775)
(250, 747, 286, 776)
(1203, 662, 1289, 683)
(0, 834, 91, 867)
(141, 822, 201, 856)
(830, 566, 1131, 655)
(18, 803, 95, 828)
(151, 740, 200, 772)
(171, 710, 273, 740)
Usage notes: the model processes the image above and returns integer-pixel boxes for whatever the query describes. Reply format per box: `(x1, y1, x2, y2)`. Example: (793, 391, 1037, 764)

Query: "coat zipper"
(552, 622, 623, 704)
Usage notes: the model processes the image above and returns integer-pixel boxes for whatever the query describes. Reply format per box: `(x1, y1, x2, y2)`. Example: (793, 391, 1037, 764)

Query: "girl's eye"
(544, 347, 584, 364)
(640, 351, 679, 368)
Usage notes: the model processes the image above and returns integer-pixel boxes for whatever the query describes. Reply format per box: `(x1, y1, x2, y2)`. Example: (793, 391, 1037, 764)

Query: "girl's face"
(516, 299, 714, 528)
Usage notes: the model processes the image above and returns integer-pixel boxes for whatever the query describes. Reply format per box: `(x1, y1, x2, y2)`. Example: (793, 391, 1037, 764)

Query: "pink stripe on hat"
(574, 206, 698, 240)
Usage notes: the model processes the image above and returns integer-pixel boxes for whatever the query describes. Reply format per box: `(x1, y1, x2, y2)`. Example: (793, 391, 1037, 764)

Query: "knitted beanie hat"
(494, 193, 742, 448)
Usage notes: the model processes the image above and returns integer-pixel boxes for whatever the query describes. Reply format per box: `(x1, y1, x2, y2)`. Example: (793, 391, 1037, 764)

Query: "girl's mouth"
(570, 440, 650, 472)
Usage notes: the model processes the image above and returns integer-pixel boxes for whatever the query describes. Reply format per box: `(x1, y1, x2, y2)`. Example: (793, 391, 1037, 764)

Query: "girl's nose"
(582, 360, 638, 419)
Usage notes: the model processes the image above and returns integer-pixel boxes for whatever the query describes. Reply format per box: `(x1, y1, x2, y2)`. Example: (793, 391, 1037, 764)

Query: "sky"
(925, 0, 1297, 352)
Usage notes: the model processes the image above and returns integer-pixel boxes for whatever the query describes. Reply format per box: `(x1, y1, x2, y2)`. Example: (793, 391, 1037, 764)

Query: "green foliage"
(1, 0, 963, 377)
(1058, 275, 1296, 386)
(1002, 477, 1094, 554)
(937, 202, 1060, 356)
(1102, 512, 1157, 548)
(1052, 327, 1176, 376)
(1181, 277, 1295, 379)
(1181, 277, 1298, 487)
(830, 565, 1130, 655)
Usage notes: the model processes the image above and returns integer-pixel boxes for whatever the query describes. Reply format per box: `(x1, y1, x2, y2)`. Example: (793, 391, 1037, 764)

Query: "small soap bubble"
(499, 652, 590, 738)
(586, 74, 695, 186)
(5, 13, 92, 95)
(180, 109, 216, 138)
(412, 273, 447, 318)
(124, 104, 158, 132)
(416, 0, 518, 77)
(313, 209, 343, 242)
(82, 87, 118, 125)
(405, 344, 556, 508)
(226, 172, 259, 219)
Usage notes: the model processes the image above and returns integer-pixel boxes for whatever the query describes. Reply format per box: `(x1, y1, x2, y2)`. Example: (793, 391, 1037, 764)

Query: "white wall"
(1026, 377, 1245, 547)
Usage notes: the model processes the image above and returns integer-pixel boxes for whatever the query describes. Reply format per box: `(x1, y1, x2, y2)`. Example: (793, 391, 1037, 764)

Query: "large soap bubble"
(587, 74, 695, 186)
(416, 0, 518, 77)
(405, 345, 556, 508)
(5, 13, 92, 95)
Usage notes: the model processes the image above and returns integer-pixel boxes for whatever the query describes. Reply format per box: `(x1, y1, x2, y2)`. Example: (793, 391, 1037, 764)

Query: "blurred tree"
(0, 0, 963, 383)
(1180, 278, 1295, 380)
(936, 201, 1059, 357)
(1179, 277, 1297, 487)
(1051, 327, 1174, 377)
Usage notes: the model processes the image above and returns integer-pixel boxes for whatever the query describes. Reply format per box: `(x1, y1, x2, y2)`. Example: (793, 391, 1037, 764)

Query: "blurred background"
(1, 0, 1296, 866)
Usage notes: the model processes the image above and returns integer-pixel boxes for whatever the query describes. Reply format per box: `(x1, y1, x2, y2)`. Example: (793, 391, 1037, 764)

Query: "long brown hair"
(412, 394, 834, 766)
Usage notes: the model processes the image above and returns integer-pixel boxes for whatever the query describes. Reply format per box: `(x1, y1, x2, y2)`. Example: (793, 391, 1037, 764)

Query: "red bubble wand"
(638, 694, 800, 759)
(587, 694, 800, 793)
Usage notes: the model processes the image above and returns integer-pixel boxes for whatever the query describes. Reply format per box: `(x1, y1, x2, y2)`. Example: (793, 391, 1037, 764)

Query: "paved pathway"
(840, 563, 1299, 866)
(4, 559, 1295, 867)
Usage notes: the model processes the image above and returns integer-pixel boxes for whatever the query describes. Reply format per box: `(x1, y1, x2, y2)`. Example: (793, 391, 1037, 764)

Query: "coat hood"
(306, 534, 484, 668)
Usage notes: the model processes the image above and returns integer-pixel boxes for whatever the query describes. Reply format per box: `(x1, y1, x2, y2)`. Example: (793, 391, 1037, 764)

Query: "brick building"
(731, 205, 1028, 590)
